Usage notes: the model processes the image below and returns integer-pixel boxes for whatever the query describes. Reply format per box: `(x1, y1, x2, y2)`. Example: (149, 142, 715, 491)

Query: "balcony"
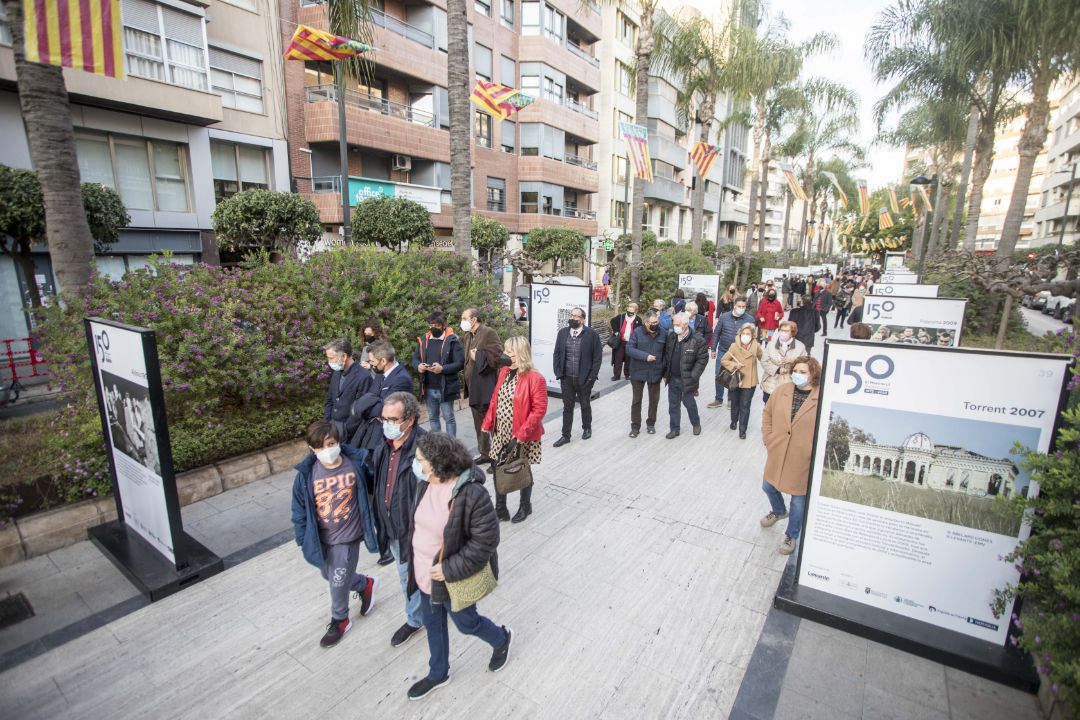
(643, 176, 686, 205)
(305, 90, 449, 162)
(307, 84, 436, 127)
(565, 153, 598, 171)
(518, 210, 598, 235)
(518, 36, 601, 93)
(720, 201, 750, 226)
(649, 134, 687, 170)
(518, 153, 599, 192)
(369, 7, 435, 48)
(565, 42, 600, 68)
(703, 190, 721, 214)
(564, 97, 599, 120)
(515, 97, 600, 143)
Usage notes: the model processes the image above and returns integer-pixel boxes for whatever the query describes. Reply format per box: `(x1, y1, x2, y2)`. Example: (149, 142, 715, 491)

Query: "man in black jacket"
(323, 338, 371, 442)
(813, 281, 834, 337)
(349, 341, 414, 450)
(662, 312, 710, 439)
(608, 301, 641, 380)
(626, 310, 668, 437)
(371, 391, 426, 649)
(460, 308, 504, 464)
(412, 311, 465, 437)
(552, 307, 602, 446)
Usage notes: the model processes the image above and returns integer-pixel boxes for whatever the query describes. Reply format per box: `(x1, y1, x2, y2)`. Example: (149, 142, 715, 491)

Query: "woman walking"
(720, 323, 762, 439)
(406, 432, 512, 700)
(833, 283, 853, 329)
(760, 357, 820, 555)
(759, 321, 806, 405)
(717, 285, 738, 315)
(482, 336, 547, 523)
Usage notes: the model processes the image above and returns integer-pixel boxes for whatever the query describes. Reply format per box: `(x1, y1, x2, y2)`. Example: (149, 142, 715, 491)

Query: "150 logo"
(93, 328, 112, 365)
(533, 287, 551, 305)
(864, 299, 895, 321)
(834, 354, 895, 394)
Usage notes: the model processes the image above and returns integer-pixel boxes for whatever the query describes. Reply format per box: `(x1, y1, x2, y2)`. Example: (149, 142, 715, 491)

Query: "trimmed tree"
(212, 189, 322, 257)
(522, 228, 587, 275)
(472, 214, 509, 277)
(352, 195, 435, 252)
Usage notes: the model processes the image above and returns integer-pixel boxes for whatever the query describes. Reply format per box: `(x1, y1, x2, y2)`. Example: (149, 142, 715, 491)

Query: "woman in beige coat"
(720, 322, 762, 439)
(760, 356, 820, 555)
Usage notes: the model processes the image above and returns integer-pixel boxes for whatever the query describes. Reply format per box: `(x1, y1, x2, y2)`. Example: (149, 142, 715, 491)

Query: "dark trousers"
(630, 379, 660, 429)
(611, 343, 631, 379)
(729, 386, 755, 433)
(818, 311, 830, 336)
(560, 376, 593, 437)
(471, 403, 491, 459)
(667, 376, 700, 432)
(834, 308, 849, 328)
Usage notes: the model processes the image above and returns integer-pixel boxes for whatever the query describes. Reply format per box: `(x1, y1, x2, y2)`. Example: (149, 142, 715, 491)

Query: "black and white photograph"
(868, 323, 956, 346)
(102, 369, 162, 477)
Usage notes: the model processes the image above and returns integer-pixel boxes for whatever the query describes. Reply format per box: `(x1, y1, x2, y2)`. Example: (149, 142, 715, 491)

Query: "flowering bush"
(28, 247, 511, 509)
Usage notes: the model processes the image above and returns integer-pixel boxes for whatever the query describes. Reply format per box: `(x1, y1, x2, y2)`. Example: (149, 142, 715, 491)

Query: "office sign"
(528, 283, 592, 392)
(872, 283, 940, 298)
(678, 274, 721, 303)
(348, 177, 443, 211)
(862, 296, 967, 346)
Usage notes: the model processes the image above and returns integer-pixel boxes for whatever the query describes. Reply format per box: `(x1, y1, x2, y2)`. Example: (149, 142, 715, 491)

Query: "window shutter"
(161, 6, 203, 45)
(209, 47, 262, 78)
(123, 0, 159, 33)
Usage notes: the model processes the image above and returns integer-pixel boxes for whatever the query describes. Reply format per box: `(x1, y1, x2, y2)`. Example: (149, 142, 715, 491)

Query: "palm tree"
(4, 0, 95, 301)
(445, 0, 473, 257)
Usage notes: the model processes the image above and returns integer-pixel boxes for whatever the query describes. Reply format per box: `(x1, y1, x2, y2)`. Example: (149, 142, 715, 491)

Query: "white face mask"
(460, 319, 472, 333)
(315, 444, 341, 465)
(675, 324, 688, 336)
(328, 362, 344, 372)
(733, 307, 745, 317)
(740, 334, 753, 345)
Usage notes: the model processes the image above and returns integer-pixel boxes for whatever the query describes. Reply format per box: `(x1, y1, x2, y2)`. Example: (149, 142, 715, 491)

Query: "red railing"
(2, 338, 46, 383)
(592, 286, 610, 304)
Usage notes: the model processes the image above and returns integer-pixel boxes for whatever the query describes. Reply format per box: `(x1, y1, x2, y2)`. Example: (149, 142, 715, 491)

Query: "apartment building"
(974, 111, 1048, 251)
(0, 0, 291, 338)
(285, 0, 601, 262)
(1033, 75, 1080, 248)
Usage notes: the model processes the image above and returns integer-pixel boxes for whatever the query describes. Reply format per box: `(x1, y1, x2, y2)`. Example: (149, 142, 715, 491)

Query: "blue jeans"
(762, 480, 807, 540)
(389, 539, 421, 628)
(426, 388, 456, 436)
(419, 591, 506, 681)
(667, 376, 700, 432)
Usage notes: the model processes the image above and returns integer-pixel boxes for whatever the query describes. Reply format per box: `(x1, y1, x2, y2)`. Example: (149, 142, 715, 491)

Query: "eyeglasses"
(378, 415, 405, 424)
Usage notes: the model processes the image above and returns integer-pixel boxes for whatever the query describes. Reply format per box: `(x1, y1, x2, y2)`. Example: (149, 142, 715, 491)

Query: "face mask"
(646, 323, 659, 333)
(429, 327, 444, 338)
(316, 445, 341, 465)
(568, 319, 582, 329)
(791, 372, 809, 388)
(328, 361, 344, 372)
(733, 307, 745, 317)
(460, 320, 472, 333)
(675, 325, 688, 336)
(767, 293, 776, 300)
(364, 334, 375, 343)
(740, 334, 752, 345)
(411, 457, 427, 481)
(626, 311, 636, 317)
(382, 421, 404, 441)
(778, 331, 792, 342)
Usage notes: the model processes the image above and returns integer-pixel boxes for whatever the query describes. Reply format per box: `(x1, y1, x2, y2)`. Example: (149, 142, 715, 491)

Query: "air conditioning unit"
(393, 154, 412, 171)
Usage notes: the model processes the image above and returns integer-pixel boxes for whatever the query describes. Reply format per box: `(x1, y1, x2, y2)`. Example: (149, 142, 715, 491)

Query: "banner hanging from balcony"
(888, 187, 901, 214)
(470, 81, 534, 121)
(780, 162, 808, 202)
(822, 170, 848, 208)
(689, 141, 719, 179)
(619, 121, 653, 183)
(858, 179, 870, 217)
(283, 24, 375, 61)
(22, 0, 124, 78)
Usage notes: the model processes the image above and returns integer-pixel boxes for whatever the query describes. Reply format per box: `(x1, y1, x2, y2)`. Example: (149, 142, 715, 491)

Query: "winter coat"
(788, 304, 820, 350)
(462, 324, 504, 408)
(323, 362, 372, 441)
(608, 314, 643, 352)
(372, 425, 427, 548)
(657, 309, 673, 331)
(406, 466, 500, 606)
(690, 314, 710, 340)
(721, 334, 763, 388)
(759, 336, 808, 395)
(291, 444, 378, 568)
(481, 367, 548, 442)
(813, 289, 833, 313)
(711, 310, 756, 355)
(348, 364, 414, 450)
(412, 331, 465, 400)
(757, 298, 785, 331)
(627, 325, 668, 383)
(762, 383, 820, 496)
(553, 326, 603, 384)
(661, 330, 710, 392)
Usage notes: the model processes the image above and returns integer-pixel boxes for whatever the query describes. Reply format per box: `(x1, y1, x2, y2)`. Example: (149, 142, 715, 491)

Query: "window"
(659, 207, 669, 237)
(612, 200, 627, 226)
(475, 0, 491, 16)
(543, 76, 563, 103)
(487, 177, 506, 211)
(75, 131, 191, 212)
(616, 62, 632, 97)
(211, 141, 270, 202)
(521, 191, 539, 213)
(0, 3, 11, 46)
(654, 160, 675, 180)
(702, 215, 711, 239)
(122, 0, 209, 91)
(617, 11, 636, 46)
(521, 75, 539, 98)
(521, 1, 540, 34)
(543, 4, 564, 44)
(521, 2, 562, 42)
(613, 156, 629, 185)
(615, 111, 632, 138)
(501, 119, 516, 153)
(474, 43, 492, 82)
(500, 55, 515, 86)
(501, 0, 514, 28)
(475, 111, 492, 148)
(209, 47, 263, 113)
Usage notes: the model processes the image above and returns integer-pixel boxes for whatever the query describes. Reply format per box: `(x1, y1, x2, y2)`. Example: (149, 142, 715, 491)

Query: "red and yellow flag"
(822, 171, 848, 208)
(284, 24, 375, 62)
(780, 162, 807, 201)
(619, 121, 654, 182)
(857, 179, 870, 217)
(689, 141, 719, 179)
(22, 0, 123, 78)
(888, 187, 900, 214)
(470, 81, 534, 121)
(879, 207, 894, 229)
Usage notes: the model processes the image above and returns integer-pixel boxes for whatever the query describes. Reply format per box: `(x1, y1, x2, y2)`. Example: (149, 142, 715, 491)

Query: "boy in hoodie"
(292, 420, 380, 648)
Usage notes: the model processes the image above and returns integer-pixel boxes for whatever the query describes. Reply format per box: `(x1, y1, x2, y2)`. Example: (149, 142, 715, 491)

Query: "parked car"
(1044, 293, 1075, 319)
(1021, 290, 1050, 309)
(1061, 299, 1075, 324)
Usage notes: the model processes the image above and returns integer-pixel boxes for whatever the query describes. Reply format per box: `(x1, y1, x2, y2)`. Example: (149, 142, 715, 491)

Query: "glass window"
(612, 155, 629, 185)
(152, 141, 189, 211)
(474, 43, 492, 82)
(520, 75, 539, 96)
(611, 201, 627, 227)
(211, 141, 270, 203)
(474, 111, 492, 148)
(615, 110, 633, 138)
(122, 0, 209, 91)
(113, 138, 155, 210)
(543, 4, 563, 44)
(521, 191, 539, 213)
(487, 177, 506, 211)
(543, 76, 563, 103)
(0, 3, 11, 46)
(521, 1, 540, 35)
(659, 207, 669, 237)
(76, 135, 116, 187)
(616, 62, 632, 97)
(475, 0, 491, 16)
(75, 131, 193, 212)
(500, 55, 515, 86)
(617, 11, 636, 46)
(501, 119, 516, 153)
(501, 0, 514, 28)
(209, 47, 264, 113)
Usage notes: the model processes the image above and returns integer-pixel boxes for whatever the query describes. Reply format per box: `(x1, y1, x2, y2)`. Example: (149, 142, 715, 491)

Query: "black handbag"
(717, 366, 742, 391)
(606, 333, 620, 349)
(493, 440, 533, 494)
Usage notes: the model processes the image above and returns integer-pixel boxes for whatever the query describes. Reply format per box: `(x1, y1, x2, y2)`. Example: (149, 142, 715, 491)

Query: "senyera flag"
(858, 179, 870, 217)
(619, 121, 653, 182)
(22, 0, 124, 78)
(879, 207, 894, 229)
(689, 141, 719, 179)
(470, 80, 534, 121)
(284, 24, 375, 61)
(822, 170, 848, 208)
(780, 162, 808, 201)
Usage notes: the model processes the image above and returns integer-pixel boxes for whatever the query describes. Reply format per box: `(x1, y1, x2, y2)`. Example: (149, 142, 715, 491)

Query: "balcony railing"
(487, 199, 507, 212)
(565, 154, 598, 171)
(564, 97, 599, 120)
(306, 84, 437, 128)
(565, 42, 600, 67)
(563, 206, 597, 220)
(297, 1, 435, 48)
(312, 176, 341, 193)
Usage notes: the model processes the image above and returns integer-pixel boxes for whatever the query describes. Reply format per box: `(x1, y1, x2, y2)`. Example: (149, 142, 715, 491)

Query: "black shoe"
(354, 576, 379, 617)
(495, 493, 511, 522)
(629, 428, 639, 438)
(665, 431, 680, 439)
(692, 425, 702, 436)
(391, 622, 424, 648)
(582, 428, 592, 440)
(320, 617, 352, 648)
(377, 550, 395, 566)
(408, 675, 450, 701)
(473, 455, 492, 465)
(611, 375, 619, 381)
(489, 627, 513, 672)
(511, 504, 532, 523)
(739, 432, 747, 439)
(729, 422, 737, 430)
(646, 426, 656, 434)
(553, 436, 571, 447)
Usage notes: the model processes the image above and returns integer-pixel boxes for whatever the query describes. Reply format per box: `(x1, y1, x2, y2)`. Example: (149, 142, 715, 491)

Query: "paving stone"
(780, 626, 867, 717)
(864, 640, 949, 713)
(774, 686, 860, 720)
(862, 685, 950, 720)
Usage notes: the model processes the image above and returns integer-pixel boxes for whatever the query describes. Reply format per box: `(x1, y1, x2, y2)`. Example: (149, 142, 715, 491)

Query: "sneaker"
(707, 400, 723, 409)
(629, 428, 640, 438)
(391, 622, 424, 648)
(760, 511, 789, 528)
(320, 617, 352, 648)
(489, 627, 513, 672)
(355, 576, 379, 617)
(646, 426, 656, 434)
(779, 535, 796, 555)
(692, 425, 702, 436)
(408, 675, 451, 701)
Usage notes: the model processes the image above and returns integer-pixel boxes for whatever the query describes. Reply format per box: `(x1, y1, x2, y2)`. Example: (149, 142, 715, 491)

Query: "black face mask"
(429, 327, 444, 338)
(646, 323, 659, 333)
(364, 334, 375, 343)
(767, 293, 776, 300)
(568, 319, 582, 329)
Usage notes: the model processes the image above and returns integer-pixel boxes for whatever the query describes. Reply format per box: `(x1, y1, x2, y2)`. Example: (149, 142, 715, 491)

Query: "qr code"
(557, 308, 573, 326)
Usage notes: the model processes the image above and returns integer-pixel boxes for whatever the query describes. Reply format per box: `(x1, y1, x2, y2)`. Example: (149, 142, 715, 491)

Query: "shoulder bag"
(717, 365, 743, 391)
(440, 500, 498, 612)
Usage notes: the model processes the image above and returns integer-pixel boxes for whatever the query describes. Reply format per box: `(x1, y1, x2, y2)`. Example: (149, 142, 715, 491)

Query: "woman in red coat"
(756, 288, 784, 343)
(482, 336, 548, 523)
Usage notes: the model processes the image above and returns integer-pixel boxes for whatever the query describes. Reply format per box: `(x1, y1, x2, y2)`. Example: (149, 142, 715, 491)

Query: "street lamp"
(910, 173, 937, 278)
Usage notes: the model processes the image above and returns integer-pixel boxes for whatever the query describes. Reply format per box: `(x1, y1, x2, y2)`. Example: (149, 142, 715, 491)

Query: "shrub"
(523, 227, 587, 273)
(618, 243, 716, 304)
(211, 189, 322, 254)
(722, 251, 780, 288)
(352, 195, 434, 251)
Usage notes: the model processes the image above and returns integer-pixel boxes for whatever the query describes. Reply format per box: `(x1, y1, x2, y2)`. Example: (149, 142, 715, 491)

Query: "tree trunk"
(446, 0, 472, 258)
(931, 181, 950, 255)
(994, 294, 1012, 349)
(963, 84, 1001, 250)
(798, 199, 809, 260)
(14, 243, 43, 310)
(7, 0, 95, 302)
(739, 102, 765, 284)
(927, 175, 947, 255)
(756, 128, 771, 253)
(949, 105, 979, 250)
(997, 63, 1053, 258)
(781, 190, 793, 253)
(630, 9, 654, 301)
(689, 115, 711, 251)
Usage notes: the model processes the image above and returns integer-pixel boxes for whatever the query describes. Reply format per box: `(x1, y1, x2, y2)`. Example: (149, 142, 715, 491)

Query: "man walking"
(460, 308, 504, 464)
(662, 312, 709, 439)
(371, 392, 426, 649)
(323, 338, 371, 442)
(608, 302, 641, 381)
(626, 310, 667, 437)
(552, 307, 602, 447)
(348, 341, 413, 450)
(708, 297, 756, 409)
(412, 311, 465, 437)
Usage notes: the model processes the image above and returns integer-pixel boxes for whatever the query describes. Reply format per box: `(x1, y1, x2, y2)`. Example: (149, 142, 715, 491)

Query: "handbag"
(493, 439, 534, 495)
(606, 333, 620, 349)
(439, 505, 498, 613)
(717, 365, 742, 391)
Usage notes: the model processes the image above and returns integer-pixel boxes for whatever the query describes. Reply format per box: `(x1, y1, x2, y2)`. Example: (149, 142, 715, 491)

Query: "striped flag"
(879, 207, 894, 229)
(857, 179, 870, 217)
(780, 163, 807, 201)
(917, 185, 934, 213)
(822, 171, 848, 208)
(470, 80, 534, 121)
(283, 24, 376, 62)
(899, 196, 913, 209)
(619, 121, 653, 182)
(888, 187, 900, 214)
(22, 0, 123, 78)
(689, 141, 719, 179)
